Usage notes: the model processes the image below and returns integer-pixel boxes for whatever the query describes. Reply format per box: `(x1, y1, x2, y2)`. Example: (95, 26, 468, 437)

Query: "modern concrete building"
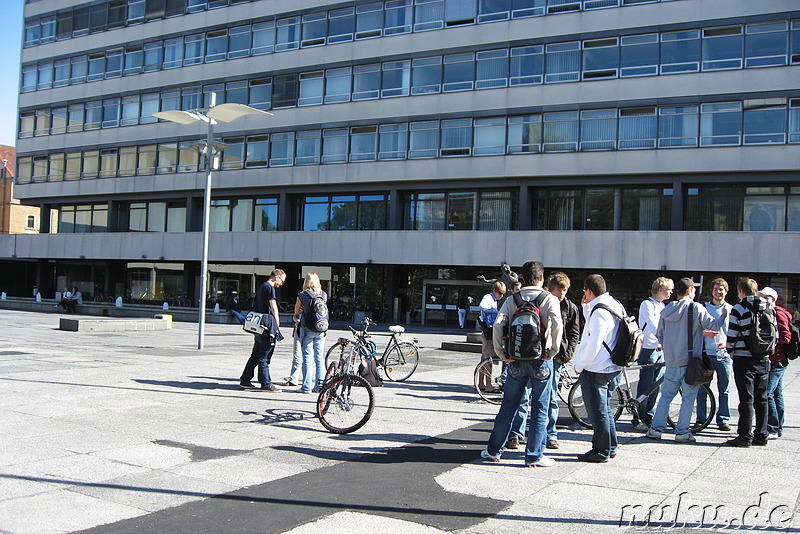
(7, 0, 800, 324)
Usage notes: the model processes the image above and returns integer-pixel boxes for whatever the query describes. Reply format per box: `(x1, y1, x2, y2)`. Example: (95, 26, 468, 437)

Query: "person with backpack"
(240, 269, 286, 391)
(481, 260, 562, 467)
(760, 287, 793, 440)
(646, 278, 727, 443)
(726, 278, 776, 447)
(571, 274, 627, 462)
(293, 272, 329, 394)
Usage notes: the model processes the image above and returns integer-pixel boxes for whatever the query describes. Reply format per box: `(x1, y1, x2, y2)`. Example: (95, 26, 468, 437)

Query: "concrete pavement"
(0, 309, 798, 533)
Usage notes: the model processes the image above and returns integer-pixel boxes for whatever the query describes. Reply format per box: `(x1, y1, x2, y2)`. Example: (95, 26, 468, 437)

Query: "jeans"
(633, 348, 664, 426)
(458, 309, 467, 328)
(286, 334, 303, 385)
(732, 357, 770, 442)
(486, 360, 552, 462)
(697, 355, 732, 425)
(510, 383, 532, 440)
(240, 335, 276, 387)
(579, 369, 622, 459)
(299, 326, 326, 392)
(767, 360, 787, 436)
(652, 366, 700, 435)
(546, 359, 564, 440)
(229, 310, 245, 325)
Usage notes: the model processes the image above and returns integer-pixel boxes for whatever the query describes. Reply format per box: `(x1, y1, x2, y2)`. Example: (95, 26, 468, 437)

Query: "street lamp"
(154, 95, 272, 349)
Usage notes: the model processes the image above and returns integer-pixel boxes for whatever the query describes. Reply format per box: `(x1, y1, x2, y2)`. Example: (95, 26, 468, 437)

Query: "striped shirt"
(726, 295, 769, 358)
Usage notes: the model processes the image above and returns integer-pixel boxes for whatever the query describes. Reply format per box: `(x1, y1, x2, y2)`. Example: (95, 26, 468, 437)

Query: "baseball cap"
(760, 287, 778, 302)
(675, 277, 701, 293)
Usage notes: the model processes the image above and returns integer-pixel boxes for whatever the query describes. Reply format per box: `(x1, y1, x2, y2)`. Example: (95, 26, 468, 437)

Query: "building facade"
(7, 0, 800, 323)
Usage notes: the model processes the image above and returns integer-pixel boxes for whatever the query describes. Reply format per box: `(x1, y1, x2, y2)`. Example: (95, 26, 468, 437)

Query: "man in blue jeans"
(571, 274, 625, 463)
(481, 260, 563, 467)
(697, 277, 733, 431)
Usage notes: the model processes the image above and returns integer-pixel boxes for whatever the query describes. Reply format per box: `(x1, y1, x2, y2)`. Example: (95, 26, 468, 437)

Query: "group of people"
(480, 259, 794, 467)
(238, 268, 330, 394)
(56, 286, 82, 313)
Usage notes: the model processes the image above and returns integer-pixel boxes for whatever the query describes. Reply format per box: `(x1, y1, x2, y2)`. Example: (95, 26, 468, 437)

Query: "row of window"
(16, 98, 800, 183)
(24, 0, 681, 48)
(21, 18, 800, 97)
(54, 186, 800, 234)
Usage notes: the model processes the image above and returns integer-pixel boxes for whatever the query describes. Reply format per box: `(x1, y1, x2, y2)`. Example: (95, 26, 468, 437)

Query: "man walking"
(571, 274, 624, 463)
(240, 269, 286, 391)
(647, 278, 726, 443)
(544, 272, 581, 449)
(632, 277, 673, 431)
(481, 260, 562, 467)
(697, 278, 734, 431)
(760, 287, 792, 440)
(726, 279, 774, 447)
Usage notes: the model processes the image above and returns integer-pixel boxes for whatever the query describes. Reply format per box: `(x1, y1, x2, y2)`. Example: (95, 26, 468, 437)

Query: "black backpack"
(358, 358, 383, 387)
(590, 302, 644, 367)
(304, 291, 329, 333)
(745, 302, 778, 357)
(503, 292, 547, 361)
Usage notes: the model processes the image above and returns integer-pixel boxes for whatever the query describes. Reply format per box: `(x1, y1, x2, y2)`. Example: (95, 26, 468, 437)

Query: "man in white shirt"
(632, 277, 674, 431)
(697, 277, 733, 431)
(571, 274, 625, 463)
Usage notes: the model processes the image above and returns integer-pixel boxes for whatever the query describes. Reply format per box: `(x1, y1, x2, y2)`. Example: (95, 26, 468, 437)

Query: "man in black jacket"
(544, 272, 581, 449)
(240, 269, 286, 391)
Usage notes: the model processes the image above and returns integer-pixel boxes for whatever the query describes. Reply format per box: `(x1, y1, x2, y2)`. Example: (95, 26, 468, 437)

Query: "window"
(476, 49, 508, 88)
(510, 45, 543, 85)
(21, 65, 37, 93)
(143, 41, 163, 72)
(621, 34, 659, 76)
(138, 145, 157, 174)
(684, 187, 743, 231)
(409, 121, 439, 158)
(163, 38, 183, 69)
(350, 126, 377, 161)
(129, 203, 147, 232)
(702, 26, 743, 71)
(65, 152, 82, 180)
(545, 41, 580, 83)
(26, 215, 37, 231)
(744, 187, 785, 232)
(356, 3, 383, 39)
(580, 109, 616, 150)
(385, 0, 413, 35)
(176, 141, 199, 172)
(790, 99, 800, 143)
(48, 153, 64, 181)
(353, 64, 380, 100)
(407, 193, 445, 229)
(658, 105, 698, 147)
(328, 8, 355, 43)
(249, 78, 272, 109)
(34, 109, 51, 136)
(269, 132, 294, 166)
(415, 0, 444, 32)
(105, 48, 123, 78)
(700, 102, 742, 146)
(121, 96, 140, 126)
(100, 148, 118, 178)
(256, 198, 278, 231)
(102, 98, 120, 128)
(443, 53, 474, 91)
(412, 57, 442, 95)
(19, 112, 34, 138)
(621, 188, 672, 230)
(53, 59, 70, 87)
(157, 142, 178, 173)
(479, 191, 513, 230)
(743, 98, 787, 144)
(245, 135, 269, 167)
(68, 104, 85, 132)
(381, 60, 411, 97)
(70, 56, 88, 84)
(206, 29, 228, 62)
(508, 115, 542, 153)
(51, 107, 67, 135)
(83, 150, 99, 179)
(440, 119, 472, 156)
(298, 71, 324, 106)
(543, 111, 578, 152)
(252, 21, 275, 55)
(619, 107, 657, 149)
(479, 0, 511, 23)
(148, 202, 167, 232)
(228, 25, 251, 59)
(276, 17, 300, 51)
(140, 93, 160, 123)
(183, 34, 205, 65)
(119, 147, 137, 176)
(447, 192, 475, 229)
(272, 74, 298, 108)
(221, 137, 244, 169)
(167, 203, 186, 232)
(322, 128, 349, 163)
(16, 157, 33, 184)
(325, 68, 351, 103)
(301, 12, 326, 47)
(303, 196, 332, 231)
(660, 30, 700, 73)
(745, 21, 788, 68)
(296, 130, 321, 164)
(582, 38, 618, 79)
(182, 87, 202, 110)
(474, 117, 506, 155)
(37, 62, 53, 90)
(379, 123, 408, 159)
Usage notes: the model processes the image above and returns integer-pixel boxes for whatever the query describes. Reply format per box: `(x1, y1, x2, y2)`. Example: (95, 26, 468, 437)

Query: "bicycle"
(325, 318, 420, 382)
(567, 361, 717, 433)
(473, 357, 578, 406)
(316, 337, 375, 434)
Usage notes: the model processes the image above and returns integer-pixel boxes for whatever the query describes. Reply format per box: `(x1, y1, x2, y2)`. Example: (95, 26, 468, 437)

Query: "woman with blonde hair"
(293, 272, 328, 393)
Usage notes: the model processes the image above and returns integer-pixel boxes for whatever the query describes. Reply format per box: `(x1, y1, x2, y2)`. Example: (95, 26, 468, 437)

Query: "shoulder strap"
(687, 303, 694, 358)
(590, 302, 623, 321)
(512, 292, 523, 308)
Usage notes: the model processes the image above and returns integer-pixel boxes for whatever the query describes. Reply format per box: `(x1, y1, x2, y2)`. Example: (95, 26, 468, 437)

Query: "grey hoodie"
(656, 298, 727, 368)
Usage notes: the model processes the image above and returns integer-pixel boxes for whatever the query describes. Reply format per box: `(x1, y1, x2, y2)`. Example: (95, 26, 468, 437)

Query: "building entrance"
(423, 279, 487, 327)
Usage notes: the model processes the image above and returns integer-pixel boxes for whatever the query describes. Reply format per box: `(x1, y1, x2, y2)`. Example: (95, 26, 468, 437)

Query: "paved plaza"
(0, 309, 798, 533)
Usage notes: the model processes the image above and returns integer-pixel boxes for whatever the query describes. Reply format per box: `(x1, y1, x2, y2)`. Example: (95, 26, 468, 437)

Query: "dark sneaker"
(546, 439, 560, 449)
(577, 450, 609, 463)
(239, 382, 256, 389)
(726, 436, 751, 447)
(718, 423, 732, 432)
(752, 438, 768, 446)
(260, 384, 282, 392)
(505, 437, 520, 450)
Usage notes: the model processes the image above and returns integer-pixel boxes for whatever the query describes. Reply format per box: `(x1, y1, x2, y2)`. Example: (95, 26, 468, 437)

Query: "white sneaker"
(768, 433, 780, 440)
(480, 449, 500, 462)
(675, 432, 696, 443)
(633, 423, 650, 432)
(645, 428, 662, 440)
(526, 455, 556, 467)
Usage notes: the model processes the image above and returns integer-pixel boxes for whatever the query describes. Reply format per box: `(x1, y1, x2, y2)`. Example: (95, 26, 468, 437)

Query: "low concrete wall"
(59, 317, 172, 332)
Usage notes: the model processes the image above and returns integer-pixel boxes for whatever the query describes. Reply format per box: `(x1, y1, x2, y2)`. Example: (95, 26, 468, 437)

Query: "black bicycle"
(567, 362, 717, 433)
(316, 337, 375, 434)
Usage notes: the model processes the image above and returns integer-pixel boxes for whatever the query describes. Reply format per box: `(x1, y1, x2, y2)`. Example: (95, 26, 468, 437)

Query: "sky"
(0, 0, 23, 147)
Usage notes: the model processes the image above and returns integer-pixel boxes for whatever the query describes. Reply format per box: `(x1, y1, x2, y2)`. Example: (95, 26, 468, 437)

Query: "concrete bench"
(59, 317, 172, 332)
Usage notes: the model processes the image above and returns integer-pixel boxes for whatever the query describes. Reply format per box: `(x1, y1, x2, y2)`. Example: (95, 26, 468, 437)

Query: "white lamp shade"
(153, 110, 205, 124)
(206, 103, 273, 123)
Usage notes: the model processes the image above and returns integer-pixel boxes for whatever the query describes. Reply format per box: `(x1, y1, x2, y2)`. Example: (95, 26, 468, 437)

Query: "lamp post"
(154, 95, 272, 349)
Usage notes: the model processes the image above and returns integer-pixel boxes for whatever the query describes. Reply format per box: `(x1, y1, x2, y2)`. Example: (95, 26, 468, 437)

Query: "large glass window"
(443, 53, 474, 91)
(256, 198, 278, 231)
(99, 148, 118, 178)
(743, 98, 787, 144)
(269, 132, 294, 166)
(157, 142, 178, 173)
(228, 25, 251, 59)
(621, 188, 672, 230)
(685, 187, 743, 231)
(276, 16, 300, 51)
(508, 115, 542, 153)
(301, 12, 327, 47)
(476, 49, 508, 88)
(700, 102, 742, 146)
(658, 105, 698, 147)
(350, 126, 377, 161)
(479, 191, 513, 230)
(510, 45, 543, 85)
(381, 60, 411, 97)
(245, 135, 269, 167)
(325, 68, 351, 103)
(618, 107, 657, 149)
(252, 21, 275, 55)
(119, 146, 137, 176)
(702, 26, 743, 71)
(353, 63, 381, 100)
(409, 121, 439, 158)
(205, 29, 228, 62)
(407, 193, 446, 229)
(221, 137, 244, 169)
(296, 130, 321, 164)
(543, 111, 578, 152)
(328, 7, 355, 43)
(545, 41, 580, 83)
(660, 30, 700, 74)
(322, 128, 348, 163)
(412, 57, 442, 95)
(582, 38, 618, 79)
(385, 0, 413, 35)
(745, 21, 788, 67)
(415, 0, 444, 32)
(743, 187, 785, 232)
(272, 74, 299, 108)
(620, 33, 658, 77)
(298, 71, 324, 106)
(440, 119, 472, 156)
(249, 78, 272, 110)
(474, 117, 506, 155)
(356, 3, 383, 39)
(379, 123, 408, 159)
(580, 109, 616, 150)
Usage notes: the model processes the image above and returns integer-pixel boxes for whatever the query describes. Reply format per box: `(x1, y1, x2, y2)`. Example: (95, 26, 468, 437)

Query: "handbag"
(685, 304, 715, 386)
(243, 311, 267, 335)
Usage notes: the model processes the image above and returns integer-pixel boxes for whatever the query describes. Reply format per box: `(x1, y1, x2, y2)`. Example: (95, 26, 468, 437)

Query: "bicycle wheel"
(325, 342, 347, 370)
(382, 342, 420, 382)
(474, 358, 504, 405)
(323, 361, 337, 383)
(667, 382, 716, 433)
(316, 373, 375, 434)
(567, 380, 625, 429)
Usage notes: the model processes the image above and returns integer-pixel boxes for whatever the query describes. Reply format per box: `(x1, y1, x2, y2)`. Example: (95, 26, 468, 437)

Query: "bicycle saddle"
(389, 325, 405, 333)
